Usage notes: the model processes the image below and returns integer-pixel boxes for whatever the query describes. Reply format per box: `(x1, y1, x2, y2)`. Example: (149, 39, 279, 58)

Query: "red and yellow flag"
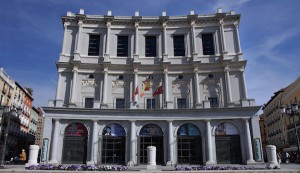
(131, 86, 139, 101)
(140, 79, 150, 97)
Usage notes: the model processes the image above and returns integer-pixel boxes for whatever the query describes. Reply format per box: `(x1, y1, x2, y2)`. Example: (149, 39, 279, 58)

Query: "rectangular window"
(85, 98, 94, 108)
(116, 99, 125, 109)
(88, 35, 100, 56)
(177, 98, 186, 109)
(117, 36, 128, 57)
(202, 34, 215, 55)
(145, 36, 156, 57)
(146, 99, 156, 109)
(173, 35, 185, 56)
(208, 97, 218, 108)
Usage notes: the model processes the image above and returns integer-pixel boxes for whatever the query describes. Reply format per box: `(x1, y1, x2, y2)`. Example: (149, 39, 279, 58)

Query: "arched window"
(139, 124, 164, 164)
(102, 124, 126, 164)
(177, 123, 203, 164)
(215, 122, 241, 164)
(62, 123, 88, 164)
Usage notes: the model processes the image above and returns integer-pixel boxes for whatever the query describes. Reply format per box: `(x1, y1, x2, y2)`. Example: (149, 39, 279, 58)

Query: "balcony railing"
(48, 99, 256, 109)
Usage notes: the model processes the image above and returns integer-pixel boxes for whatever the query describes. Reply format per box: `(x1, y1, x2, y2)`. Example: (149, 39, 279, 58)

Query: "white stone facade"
(42, 9, 262, 166)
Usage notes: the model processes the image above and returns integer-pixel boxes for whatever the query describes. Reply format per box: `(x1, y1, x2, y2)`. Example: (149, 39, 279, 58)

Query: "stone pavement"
(0, 164, 299, 173)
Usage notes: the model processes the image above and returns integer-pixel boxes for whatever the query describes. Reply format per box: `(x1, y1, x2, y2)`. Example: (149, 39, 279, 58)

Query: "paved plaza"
(0, 164, 299, 173)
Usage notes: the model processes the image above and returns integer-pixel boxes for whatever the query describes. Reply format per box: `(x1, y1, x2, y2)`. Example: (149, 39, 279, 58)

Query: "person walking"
(277, 152, 282, 164)
(19, 149, 26, 164)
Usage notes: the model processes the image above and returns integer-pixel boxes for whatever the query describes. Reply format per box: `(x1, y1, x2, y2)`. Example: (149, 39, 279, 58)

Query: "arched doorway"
(62, 123, 88, 164)
(139, 124, 164, 164)
(215, 123, 242, 164)
(101, 123, 126, 164)
(177, 123, 203, 164)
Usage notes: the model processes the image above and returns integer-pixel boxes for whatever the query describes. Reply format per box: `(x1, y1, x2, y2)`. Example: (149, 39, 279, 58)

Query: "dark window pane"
(88, 35, 100, 56)
(116, 99, 125, 109)
(146, 99, 156, 109)
(177, 98, 186, 109)
(145, 36, 156, 57)
(202, 34, 215, 55)
(117, 36, 128, 57)
(85, 98, 94, 108)
(173, 35, 185, 56)
(208, 97, 218, 108)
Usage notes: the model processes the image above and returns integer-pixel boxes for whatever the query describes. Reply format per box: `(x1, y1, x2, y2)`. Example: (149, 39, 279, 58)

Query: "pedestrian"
(277, 152, 282, 164)
(19, 149, 26, 164)
(285, 152, 290, 164)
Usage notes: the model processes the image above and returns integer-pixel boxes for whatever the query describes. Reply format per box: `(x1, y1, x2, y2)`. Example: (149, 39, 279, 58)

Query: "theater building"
(42, 9, 262, 166)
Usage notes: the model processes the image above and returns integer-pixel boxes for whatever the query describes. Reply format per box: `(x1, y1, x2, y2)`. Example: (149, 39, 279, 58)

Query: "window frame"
(173, 35, 185, 56)
(84, 97, 94, 108)
(208, 97, 218, 108)
(202, 33, 215, 55)
(146, 98, 156, 109)
(117, 35, 129, 57)
(177, 98, 187, 109)
(115, 98, 125, 109)
(88, 34, 100, 56)
(145, 36, 157, 57)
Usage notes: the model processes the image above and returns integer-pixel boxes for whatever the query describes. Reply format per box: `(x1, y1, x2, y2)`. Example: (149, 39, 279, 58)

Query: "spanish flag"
(140, 79, 150, 97)
(131, 86, 139, 101)
(153, 85, 163, 96)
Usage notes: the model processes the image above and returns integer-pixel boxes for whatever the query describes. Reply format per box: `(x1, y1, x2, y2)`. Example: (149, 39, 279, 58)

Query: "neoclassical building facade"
(42, 9, 262, 166)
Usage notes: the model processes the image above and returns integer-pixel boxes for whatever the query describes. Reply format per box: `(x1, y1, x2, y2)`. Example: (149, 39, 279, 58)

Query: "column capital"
(134, 22, 139, 28)
(78, 20, 83, 28)
(72, 66, 78, 72)
(106, 22, 111, 29)
(193, 67, 199, 73)
(133, 68, 139, 74)
(204, 119, 211, 122)
(63, 22, 70, 30)
(243, 118, 250, 122)
(163, 68, 168, 74)
(167, 120, 173, 123)
(219, 19, 224, 26)
(190, 20, 196, 27)
(224, 65, 230, 72)
(162, 22, 168, 28)
(234, 21, 239, 28)
(239, 67, 245, 73)
(92, 120, 98, 123)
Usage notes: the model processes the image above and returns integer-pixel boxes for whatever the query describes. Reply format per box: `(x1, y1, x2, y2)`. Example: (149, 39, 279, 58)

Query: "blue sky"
(0, 0, 299, 108)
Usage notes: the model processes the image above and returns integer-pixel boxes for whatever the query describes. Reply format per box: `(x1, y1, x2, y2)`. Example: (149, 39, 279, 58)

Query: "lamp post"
(280, 102, 300, 163)
(0, 105, 22, 165)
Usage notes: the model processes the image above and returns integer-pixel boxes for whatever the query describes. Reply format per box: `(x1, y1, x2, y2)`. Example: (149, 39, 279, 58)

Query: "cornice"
(61, 12, 240, 28)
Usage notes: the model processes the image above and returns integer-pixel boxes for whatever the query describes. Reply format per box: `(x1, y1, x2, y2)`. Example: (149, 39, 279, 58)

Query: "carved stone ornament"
(82, 79, 97, 87)
(112, 80, 126, 89)
(172, 80, 190, 94)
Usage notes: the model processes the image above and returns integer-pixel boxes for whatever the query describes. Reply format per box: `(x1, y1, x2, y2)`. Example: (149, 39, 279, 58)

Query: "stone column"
(25, 145, 40, 167)
(234, 22, 242, 54)
(128, 121, 136, 166)
(224, 66, 232, 104)
(191, 20, 198, 60)
(74, 20, 83, 61)
(244, 119, 255, 164)
(162, 22, 168, 62)
(167, 121, 174, 165)
(219, 19, 228, 59)
(163, 68, 170, 108)
(101, 68, 108, 107)
(134, 69, 138, 103)
(70, 66, 78, 105)
(91, 120, 98, 164)
(134, 23, 139, 56)
(240, 68, 248, 99)
(50, 119, 60, 164)
(206, 120, 214, 164)
(104, 22, 111, 61)
(219, 19, 227, 52)
(61, 22, 69, 54)
(194, 67, 201, 107)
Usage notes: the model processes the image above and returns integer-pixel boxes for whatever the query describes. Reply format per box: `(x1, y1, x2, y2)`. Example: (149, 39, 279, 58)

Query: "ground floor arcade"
(42, 110, 263, 166)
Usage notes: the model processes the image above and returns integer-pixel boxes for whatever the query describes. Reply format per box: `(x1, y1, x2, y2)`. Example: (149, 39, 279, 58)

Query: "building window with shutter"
(88, 35, 100, 56)
(116, 99, 125, 109)
(117, 36, 128, 57)
(173, 35, 185, 56)
(177, 98, 187, 109)
(202, 34, 215, 55)
(145, 36, 156, 57)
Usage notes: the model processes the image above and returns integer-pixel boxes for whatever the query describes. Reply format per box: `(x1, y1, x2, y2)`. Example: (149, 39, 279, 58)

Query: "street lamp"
(0, 105, 22, 165)
(280, 102, 300, 163)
